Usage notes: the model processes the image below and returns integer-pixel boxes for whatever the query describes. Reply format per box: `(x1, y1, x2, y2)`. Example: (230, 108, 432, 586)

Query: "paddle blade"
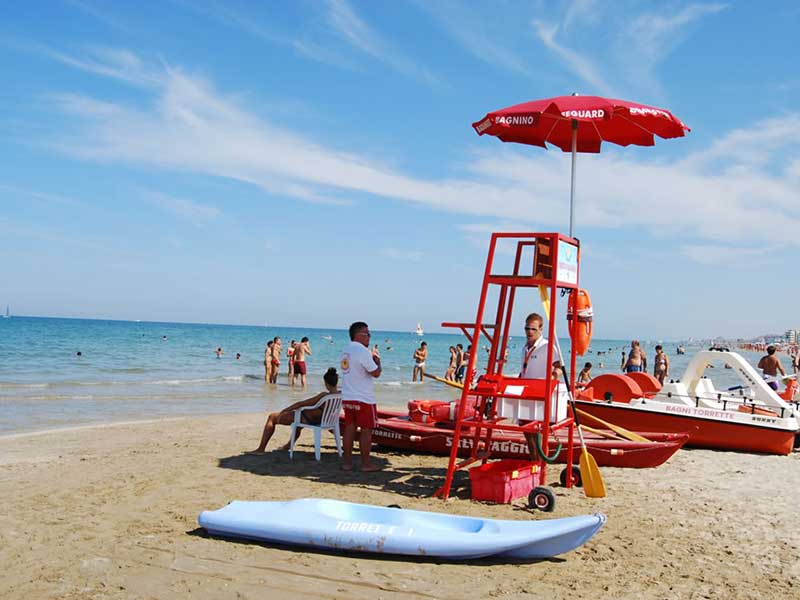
(579, 447, 606, 498)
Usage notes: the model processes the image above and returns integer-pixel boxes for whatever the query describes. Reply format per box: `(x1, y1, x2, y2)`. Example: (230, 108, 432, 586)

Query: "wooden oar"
(575, 408, 651, 442)
(423, 372, 464, 390)
(536, 286, 604, 497)
(580, 424, 624, 440)
(538, 285, 551, 316)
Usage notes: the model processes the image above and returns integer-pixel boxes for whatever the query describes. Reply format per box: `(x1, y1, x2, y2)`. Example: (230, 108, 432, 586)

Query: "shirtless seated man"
(248, 368, 339, 454)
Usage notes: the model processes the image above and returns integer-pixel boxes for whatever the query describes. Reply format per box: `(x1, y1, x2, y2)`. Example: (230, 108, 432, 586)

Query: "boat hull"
(575, 399, 795, 455)
(366, 409, 687, 468)
(199, 498, 606, 559)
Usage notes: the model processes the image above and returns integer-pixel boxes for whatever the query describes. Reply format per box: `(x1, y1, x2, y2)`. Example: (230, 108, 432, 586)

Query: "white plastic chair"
(288, 393, 343, 461)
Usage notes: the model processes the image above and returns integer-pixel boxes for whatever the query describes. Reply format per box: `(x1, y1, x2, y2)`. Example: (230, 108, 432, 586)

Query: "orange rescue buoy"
(567, 288, 593, 356)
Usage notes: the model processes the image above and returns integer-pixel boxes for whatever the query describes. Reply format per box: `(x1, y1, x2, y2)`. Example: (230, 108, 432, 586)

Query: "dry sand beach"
(1, 413, 798, 600)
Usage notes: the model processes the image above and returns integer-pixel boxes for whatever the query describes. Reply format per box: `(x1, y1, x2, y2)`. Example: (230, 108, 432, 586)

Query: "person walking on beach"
(269, 337, 282, 384)
(340, 321, 382, 472)
(264, 340, 273, 382)
(445, 346, 457, 381)
(622, 340, 646, 373)
(757, 345, 786, 391)
(247, 368, 339, 454)
(292, 337, 312, 388)
(653, 345, 670, 384)
(412, 341, 427, 382)
(519, 313, 562, 460)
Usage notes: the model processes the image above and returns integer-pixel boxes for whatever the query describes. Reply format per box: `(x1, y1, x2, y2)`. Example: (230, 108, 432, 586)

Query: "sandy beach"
(1, 413, 797, 600)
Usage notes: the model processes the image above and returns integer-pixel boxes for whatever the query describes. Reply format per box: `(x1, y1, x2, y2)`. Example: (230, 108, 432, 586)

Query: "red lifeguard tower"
(434, 232, 582, 510)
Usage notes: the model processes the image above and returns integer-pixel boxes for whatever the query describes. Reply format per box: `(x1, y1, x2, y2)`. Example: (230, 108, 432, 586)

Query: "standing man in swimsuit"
(653, 345, 670, 384)
(269, 337, 282, 384)
(758, 345, 786, 391)
(622, 340, 646, 373)
(263, 340, 273, 382)
(445, 346, 457, 381)
(292, 337, 312, 388)
(340, 321, 382, 472)
(412, 341, 427, 382)
(454, 344, 465, 383)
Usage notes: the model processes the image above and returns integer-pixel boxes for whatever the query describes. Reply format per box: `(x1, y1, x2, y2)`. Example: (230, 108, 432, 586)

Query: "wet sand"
(0, 413, 797, 599)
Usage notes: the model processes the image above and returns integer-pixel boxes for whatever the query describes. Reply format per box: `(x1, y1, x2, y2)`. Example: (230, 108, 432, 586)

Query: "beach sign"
(556, 240, 578, 284)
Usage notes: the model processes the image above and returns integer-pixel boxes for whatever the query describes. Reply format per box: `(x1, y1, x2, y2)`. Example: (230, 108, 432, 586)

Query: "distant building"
(786, 329, 798, 344)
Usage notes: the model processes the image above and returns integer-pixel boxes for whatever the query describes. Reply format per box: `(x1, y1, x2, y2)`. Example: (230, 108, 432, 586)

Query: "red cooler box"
(468, 459, 538, 504)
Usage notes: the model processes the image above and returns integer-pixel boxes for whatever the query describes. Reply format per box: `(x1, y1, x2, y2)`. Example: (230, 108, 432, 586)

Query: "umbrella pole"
(569, 119, 578, 238)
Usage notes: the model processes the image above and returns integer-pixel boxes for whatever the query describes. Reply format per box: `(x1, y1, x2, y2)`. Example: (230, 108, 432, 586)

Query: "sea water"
(0, 316, 771, 434)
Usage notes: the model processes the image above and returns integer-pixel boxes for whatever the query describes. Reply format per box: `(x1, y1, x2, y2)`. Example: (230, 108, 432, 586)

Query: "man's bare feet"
(245, 449, 267, 455)
(341, 464, 353, 471)
(278, 442, 291, 451)
(361, 463, 381, 472)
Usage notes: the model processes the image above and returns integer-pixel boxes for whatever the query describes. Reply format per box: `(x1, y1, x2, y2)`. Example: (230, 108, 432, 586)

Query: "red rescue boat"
(359, 407, 688, 469)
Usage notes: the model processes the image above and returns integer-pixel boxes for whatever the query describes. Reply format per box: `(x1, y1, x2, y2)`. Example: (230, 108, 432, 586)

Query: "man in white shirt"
(519, 312, 563, 460)
(520, 313, 562, 379)
(340, 321, 382, 471)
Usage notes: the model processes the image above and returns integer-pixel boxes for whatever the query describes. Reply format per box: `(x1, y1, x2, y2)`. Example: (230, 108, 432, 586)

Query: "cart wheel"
(559, 465, 582, 488)
(528, 486, 556, 512)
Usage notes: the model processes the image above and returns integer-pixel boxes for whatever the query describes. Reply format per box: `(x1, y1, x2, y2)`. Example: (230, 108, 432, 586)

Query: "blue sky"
(1, 0, 798, 340)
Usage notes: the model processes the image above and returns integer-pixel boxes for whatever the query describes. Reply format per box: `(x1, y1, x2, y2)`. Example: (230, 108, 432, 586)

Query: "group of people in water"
(262, 337, 313, 387)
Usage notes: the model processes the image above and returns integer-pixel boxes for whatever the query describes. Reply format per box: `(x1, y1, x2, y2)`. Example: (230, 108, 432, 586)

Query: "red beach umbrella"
(472, 94, 689, 236)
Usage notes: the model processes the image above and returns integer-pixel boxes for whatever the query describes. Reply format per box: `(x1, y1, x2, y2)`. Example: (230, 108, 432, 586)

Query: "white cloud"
(562, 0, 601, 31)
(679, 243, 772, 266)
(324, 0, 439, 85)
(625, 3, 728, 66)
(41, 50, 800, 262)
(144, 190, 220, 224)
(35, 44, 160, 87)
(415, 1, 531, 75)
(0, 185, 87, 208)
(614, 3, 727, 97)
(532, 20, 617, 97)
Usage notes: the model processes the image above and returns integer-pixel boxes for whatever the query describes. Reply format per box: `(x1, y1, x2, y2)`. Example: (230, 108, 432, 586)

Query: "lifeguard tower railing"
(434, 232, 581, 500)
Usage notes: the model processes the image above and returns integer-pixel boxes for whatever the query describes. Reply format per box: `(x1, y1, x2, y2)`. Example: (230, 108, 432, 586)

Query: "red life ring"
(567, 288, 593, 356)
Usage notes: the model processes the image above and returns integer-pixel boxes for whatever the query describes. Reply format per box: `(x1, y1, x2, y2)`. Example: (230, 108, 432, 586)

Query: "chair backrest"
(319, 393, 343, 428)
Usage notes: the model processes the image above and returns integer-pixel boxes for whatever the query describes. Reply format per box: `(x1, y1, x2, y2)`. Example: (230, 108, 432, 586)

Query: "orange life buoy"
(567, 288, 593, 356)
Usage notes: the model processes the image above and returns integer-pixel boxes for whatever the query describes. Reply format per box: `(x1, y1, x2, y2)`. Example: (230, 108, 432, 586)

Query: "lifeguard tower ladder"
(434, 232, 581, 507)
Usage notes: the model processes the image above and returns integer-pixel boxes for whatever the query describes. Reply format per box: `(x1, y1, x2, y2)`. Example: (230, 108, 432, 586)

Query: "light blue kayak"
(198, 498, 606, 560)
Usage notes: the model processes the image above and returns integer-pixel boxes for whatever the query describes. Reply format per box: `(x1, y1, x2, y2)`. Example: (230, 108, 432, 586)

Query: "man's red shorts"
(293, 361, 307, 375)
(342, 401, 378, 429)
